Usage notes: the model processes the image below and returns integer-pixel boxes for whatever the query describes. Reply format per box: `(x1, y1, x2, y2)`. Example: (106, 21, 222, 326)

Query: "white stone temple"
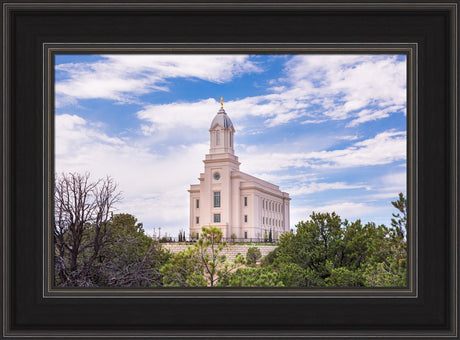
(188, 100, 290, 240)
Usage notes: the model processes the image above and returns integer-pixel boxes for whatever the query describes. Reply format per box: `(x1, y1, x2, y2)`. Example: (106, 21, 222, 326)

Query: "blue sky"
(55, 54, 406, 238)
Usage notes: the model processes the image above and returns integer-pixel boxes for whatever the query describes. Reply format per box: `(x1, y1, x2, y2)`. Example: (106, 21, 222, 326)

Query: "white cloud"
(283, 55, 407, 125)
(290, 201, 390, 228)
(346, 105, 405, 127)
(301, 119, 328, 125)
(55, 55, 262, 105)
(307, 130, 406, 169)
(363, 171, 406, 201)
(55, 113, 208, 235)
(286, 181, 369, 196)
(239, 129, 406, 173)
(301, 202, 375, 217)
(137, 98, 218, 135)
(135, 90, 313, 136)
(57, 54, 406, 131)
(135, 55, 406, 131)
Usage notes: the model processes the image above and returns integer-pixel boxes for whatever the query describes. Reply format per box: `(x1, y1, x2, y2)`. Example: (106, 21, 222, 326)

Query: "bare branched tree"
(54, 172, 121, 286)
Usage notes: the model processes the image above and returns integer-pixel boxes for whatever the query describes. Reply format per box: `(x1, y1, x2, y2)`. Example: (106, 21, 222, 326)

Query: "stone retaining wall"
(162, 244, 277, 262)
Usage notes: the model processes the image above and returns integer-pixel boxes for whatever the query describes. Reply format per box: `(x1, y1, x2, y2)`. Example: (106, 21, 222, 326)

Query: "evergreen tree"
(391, 192, 407, 239)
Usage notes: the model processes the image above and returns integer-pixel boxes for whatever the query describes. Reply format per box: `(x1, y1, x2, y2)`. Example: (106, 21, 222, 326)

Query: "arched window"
(216, 131, 220, 145)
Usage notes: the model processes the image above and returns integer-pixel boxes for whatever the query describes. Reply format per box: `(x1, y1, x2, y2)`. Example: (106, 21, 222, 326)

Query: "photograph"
(3, 1, 458, 338)
(54, 53, 408, 288)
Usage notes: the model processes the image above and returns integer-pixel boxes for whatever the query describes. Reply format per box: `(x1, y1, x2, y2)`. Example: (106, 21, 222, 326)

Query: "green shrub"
(260, 249, 278, 267)
(246, 247, 262, 266)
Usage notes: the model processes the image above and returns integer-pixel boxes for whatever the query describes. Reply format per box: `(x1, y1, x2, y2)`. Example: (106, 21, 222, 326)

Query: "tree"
(196, 226, 228, 287)
(271, 208, 407, 288)
(216, 267, 284, 287)
(362, 193, 408, 287)
(161, 226, 244, 287)
(54, 172, 121, 286)
(160, 246, 207, 287)
(391, 192, 407, 239)
(54, 172, 170, 287)
(260, 249, 278, 267)
(246, 247, 262, 266)
(276, 263, 308, 287)
(268, 229, 273, 243)
(274, 212, 344, 281)
(341, 220, 392, 270)
(98, 213, 170, 287)
(178, 229, 186, 242)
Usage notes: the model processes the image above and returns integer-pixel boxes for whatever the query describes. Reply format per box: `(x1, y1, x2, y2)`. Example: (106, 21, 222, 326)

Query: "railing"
(157, 236, 280, 244)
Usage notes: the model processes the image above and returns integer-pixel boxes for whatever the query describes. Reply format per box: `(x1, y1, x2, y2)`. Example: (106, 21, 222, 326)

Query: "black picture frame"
(1, 1, 459, 339)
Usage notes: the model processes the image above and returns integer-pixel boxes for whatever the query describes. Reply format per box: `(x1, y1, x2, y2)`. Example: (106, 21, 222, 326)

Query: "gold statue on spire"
(219, 96, 224, 108)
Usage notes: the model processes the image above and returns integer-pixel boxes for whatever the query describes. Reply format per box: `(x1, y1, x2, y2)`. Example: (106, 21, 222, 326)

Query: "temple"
(188, 103, 290, 240)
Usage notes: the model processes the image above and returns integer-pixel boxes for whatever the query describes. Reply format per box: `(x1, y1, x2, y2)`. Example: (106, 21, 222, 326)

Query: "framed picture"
(49, 48, 411, 293)
(2, 1, 458, 339)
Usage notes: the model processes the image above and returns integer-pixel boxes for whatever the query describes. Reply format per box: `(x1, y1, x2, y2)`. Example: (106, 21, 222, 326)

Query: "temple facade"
(188, 102, 290, 240)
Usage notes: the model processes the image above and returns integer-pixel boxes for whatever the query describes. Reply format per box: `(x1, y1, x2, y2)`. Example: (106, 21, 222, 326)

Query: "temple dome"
(210, 108, 233, 129)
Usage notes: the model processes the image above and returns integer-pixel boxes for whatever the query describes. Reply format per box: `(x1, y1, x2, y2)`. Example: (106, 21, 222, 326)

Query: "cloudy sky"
(55, 54, 407, 238)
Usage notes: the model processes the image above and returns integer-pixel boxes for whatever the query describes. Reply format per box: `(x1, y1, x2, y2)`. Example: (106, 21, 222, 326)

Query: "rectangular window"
(244, 215, 248, 223)
(230, 133, 233, 147)
(263, 217, 265, 224)
(214, 191, 221, 207)
(196, 232, 199, 239)
(214, 213, 221, 223)
(244, 231, 248, 239)
(216, 131, 220, 145)
(244, 197, 247, 206)
(196, 199, 199, 209)
(196, 217, 199, 224)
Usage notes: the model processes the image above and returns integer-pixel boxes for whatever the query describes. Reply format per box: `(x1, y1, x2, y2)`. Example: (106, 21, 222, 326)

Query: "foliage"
(246, 247, 262, 266)
(178, 230, 186, 242)
(391, 192, 407, 239)
(263, 230, 268, 242)
(276, 263, 308, 287)
(260, 249, 278, 267)
(54, 172, 170, 287)
(55, 176, 407, 289)
(162, 226, 245, 287)
(269, 193, 408, 288)
(159, 235, 173, 243)
(273, 212, 344, 279)
(216, 267, 284, 287)
(363, 258, 407, 287)
(160, 246, 207, 287)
